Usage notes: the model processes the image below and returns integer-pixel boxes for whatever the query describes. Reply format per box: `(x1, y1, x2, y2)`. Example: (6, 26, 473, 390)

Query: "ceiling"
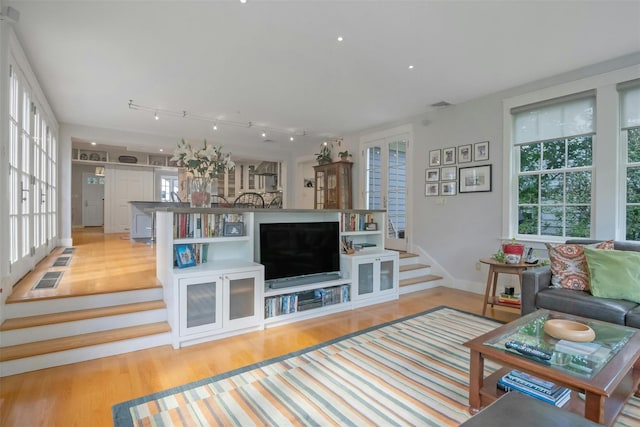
(6, 0, 640, 154)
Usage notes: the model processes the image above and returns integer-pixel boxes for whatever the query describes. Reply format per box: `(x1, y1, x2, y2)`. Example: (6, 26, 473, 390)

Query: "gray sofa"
(521, 240, 640, 328)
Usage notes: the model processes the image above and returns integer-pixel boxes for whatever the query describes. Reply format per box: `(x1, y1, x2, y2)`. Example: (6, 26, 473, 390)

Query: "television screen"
(259, 222, 340, 282)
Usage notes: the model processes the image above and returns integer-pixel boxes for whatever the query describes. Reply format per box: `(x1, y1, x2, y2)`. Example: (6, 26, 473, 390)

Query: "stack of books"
(497, 293, 521, 307)
(497, 370, 571, 407)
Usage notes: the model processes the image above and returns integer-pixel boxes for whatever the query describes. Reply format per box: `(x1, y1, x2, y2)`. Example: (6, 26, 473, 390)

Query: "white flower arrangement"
(171, 139, 235, 179)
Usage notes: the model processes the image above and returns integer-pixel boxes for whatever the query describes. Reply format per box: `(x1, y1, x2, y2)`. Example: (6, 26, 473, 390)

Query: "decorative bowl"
(543, 319, 595, 342)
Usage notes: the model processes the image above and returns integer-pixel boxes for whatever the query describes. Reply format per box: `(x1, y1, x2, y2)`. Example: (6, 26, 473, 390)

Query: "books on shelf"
(265, 284, 350, 319)
(173, 213, 244, 239)
(174, 243, 208, 268)
(341, 213, 375, 232)
(497, 293, 521, 306)
(497, 370, 570, 407)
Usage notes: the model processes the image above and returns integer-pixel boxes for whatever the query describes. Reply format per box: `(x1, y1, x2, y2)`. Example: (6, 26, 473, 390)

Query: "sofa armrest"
(521, 265, 552, 315)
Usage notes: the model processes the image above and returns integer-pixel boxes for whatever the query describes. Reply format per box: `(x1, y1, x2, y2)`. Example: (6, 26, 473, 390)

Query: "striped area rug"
(113, 307, 640, 426)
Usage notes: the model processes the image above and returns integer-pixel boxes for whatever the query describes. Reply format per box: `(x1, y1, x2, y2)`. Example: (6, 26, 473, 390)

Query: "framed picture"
(303, 178, 314, 188)
(459, 164, 492, 193)
(474, 141, 490, 162)
(458, 144, 472, 163)
(425, 168, 439, 182)
(441, 181, 457, 196)
(441, 166, 456, 181)
(443, 147, 456, 165)
(175, 244, 196, 268)
(425, 183, 439, 196)
(364, 222, 378, 231)
(223, 222, 245, 236)
(429, 149, 441, 167)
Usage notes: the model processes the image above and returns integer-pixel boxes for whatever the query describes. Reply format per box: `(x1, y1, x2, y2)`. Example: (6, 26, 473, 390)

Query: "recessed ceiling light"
(290, 136, 294, 141)
(408, 65, 414, 69)
(213, 124, 218, 131)
(154, 112, 159, 121)
(240, 0, 247, 3)
(337, 36, 344, 42)
(261, 132, 267, 138)
(159, 148, 164, 152)
(90, 141, 96, 146)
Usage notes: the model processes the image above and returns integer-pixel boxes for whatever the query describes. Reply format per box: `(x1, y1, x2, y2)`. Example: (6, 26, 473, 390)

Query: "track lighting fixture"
(128, 99, 310, 142)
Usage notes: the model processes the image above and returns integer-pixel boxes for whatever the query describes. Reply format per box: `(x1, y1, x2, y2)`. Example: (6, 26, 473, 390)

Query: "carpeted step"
(400, 274, 442, 287)
(0, 300, 166, 331)
(0, 322, 171, 362)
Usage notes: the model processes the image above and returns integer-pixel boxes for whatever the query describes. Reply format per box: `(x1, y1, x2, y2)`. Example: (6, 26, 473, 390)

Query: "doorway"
(82, 173, 104, 226)
(361, 127, 411, 251)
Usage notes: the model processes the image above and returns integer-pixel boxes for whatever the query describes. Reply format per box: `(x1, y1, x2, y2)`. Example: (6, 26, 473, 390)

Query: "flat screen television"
(259, 221, 340, 286)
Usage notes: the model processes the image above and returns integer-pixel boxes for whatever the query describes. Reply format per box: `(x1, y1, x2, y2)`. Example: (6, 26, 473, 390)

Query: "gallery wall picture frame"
(458, 144, 472, 163)
(441, 181, 457, 196)
(429, 149, 441, 167)
(474, 141, 490, 162)
(425, 168, 439, 182)
(441, 166, 456, 181)
(425, 183, 439, 196)
(459, 164, 492, 193)
(175, 244, 196, 268)
(443, 147, 456, 165)
(223, 222, 245, 237)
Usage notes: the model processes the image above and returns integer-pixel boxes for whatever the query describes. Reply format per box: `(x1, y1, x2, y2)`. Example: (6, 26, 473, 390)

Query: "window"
(512, 92, 595, 239)
(620, 81, 640, 241)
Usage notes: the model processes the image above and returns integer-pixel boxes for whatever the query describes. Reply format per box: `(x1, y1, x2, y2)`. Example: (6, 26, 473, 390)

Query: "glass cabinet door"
(223, 268, 262, 330)
(357, 261, 374, 296)
(380, 258, 395, 291)
(179, 276, 223, 336)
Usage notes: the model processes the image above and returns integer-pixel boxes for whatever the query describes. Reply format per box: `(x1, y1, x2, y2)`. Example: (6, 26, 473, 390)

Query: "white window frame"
(502, 65, 640, 245)
(619, 81, 640, 241)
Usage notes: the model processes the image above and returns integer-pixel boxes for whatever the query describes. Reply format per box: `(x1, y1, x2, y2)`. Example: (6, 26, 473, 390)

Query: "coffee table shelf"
(465, 309, 640, 426)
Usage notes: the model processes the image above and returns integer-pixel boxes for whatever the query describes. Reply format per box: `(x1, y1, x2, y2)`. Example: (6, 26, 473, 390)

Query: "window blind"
(511, 90, 596, 145)
(618, 79, 640, 130)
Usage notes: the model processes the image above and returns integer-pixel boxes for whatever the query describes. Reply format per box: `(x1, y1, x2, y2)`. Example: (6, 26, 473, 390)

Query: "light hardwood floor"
(0, 229, 519, 427)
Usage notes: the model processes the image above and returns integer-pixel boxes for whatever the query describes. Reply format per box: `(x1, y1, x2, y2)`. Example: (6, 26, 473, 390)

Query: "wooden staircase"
(0, 244, 172, 378)
(396, 251, 443, 294)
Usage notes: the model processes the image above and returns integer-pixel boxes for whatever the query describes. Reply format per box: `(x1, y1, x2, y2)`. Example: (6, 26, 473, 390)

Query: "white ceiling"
(6, 0, 640, 154)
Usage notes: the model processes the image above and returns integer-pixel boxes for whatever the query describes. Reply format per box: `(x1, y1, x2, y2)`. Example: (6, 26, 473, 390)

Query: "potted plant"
(315, 142, 333, 165)
(502, 238, 525, 264)
(338, 150, 352, 162)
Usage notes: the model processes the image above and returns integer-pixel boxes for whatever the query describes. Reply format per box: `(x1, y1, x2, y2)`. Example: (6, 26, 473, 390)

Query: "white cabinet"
(178, 266, 263, 338)
(341, 251, 399, 308)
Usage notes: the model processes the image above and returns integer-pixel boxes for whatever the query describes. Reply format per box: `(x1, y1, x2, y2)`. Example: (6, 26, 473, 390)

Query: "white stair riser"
(398, 256, 421, 267)
(1, 309, 167, 346)
(4, 288, 163, 317)
(0, 332, 172, 377)
(399, 268, 431, 281)
(399, 280, 442, 295)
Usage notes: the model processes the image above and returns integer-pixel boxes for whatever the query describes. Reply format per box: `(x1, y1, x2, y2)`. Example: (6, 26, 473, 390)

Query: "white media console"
(154, 208, 399, 348)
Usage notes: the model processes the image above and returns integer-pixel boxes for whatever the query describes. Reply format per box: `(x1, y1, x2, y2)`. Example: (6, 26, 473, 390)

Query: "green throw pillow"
(584, 247, 640, 303)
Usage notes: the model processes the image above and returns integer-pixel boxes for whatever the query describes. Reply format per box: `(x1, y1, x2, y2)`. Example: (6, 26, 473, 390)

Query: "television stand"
(266, 273, 341, 289)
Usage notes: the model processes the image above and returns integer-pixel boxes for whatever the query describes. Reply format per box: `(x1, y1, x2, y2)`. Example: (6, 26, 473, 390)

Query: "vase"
(503, 243, 525, 264)
(189, 177, 212, 208)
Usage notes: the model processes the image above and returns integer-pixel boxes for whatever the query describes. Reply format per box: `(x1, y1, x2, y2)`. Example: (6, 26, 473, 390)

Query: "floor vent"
(33, 271, 63, 290)
(62, 248, 75, 255)
(52, 256, 70, 267)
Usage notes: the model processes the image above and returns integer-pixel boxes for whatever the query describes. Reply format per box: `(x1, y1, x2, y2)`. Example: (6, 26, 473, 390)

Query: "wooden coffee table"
(464, 310, 640, 426)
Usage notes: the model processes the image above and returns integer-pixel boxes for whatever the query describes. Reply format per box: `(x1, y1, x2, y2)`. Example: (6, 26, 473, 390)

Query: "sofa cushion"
(535, 287, 637, 325)
(626, 306, 640, 328)
(546, 241, 614, 291)
(584, 247, 640, 303)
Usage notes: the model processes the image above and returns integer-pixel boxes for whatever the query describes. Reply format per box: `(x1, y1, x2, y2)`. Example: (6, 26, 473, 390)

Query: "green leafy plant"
(315, 142, 333, 164)
(338, 150, 352, 160)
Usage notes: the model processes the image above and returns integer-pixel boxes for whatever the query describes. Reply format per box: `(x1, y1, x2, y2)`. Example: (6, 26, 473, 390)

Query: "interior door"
(82, 172, 104, 226)
(363, 135, 409, 251)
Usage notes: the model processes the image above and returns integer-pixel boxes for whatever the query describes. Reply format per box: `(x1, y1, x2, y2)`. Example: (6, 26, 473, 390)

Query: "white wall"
(345, 53, 640, 294)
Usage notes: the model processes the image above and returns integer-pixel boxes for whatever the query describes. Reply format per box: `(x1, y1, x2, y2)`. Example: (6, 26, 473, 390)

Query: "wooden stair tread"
(0, 322, 171, 362)
(0, 300, 166, 331)
(400, 274, 442, 287)
(399, 263, 430, 272)
(399, 252, 419, 259)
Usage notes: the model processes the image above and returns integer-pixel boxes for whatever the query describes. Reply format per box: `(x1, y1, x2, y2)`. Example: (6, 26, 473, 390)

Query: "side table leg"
(490, 271, 499, 308)
(482, 267, 494, 316)
(468, 349, 483, 414)
(584, 392, 605, 424)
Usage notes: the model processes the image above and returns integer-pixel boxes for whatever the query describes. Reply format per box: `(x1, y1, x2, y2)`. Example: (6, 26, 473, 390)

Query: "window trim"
(502, 64, 640, 245)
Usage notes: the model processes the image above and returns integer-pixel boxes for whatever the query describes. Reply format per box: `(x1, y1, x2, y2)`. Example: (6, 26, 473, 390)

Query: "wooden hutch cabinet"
(313, 161, 353, 209)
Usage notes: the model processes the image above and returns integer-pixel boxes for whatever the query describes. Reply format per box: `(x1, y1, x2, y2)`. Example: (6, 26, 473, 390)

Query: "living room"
(1, 1, 640, 426)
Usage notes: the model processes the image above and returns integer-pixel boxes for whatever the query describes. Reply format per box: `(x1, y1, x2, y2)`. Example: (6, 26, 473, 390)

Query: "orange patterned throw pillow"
(546, 241, 614, 291)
